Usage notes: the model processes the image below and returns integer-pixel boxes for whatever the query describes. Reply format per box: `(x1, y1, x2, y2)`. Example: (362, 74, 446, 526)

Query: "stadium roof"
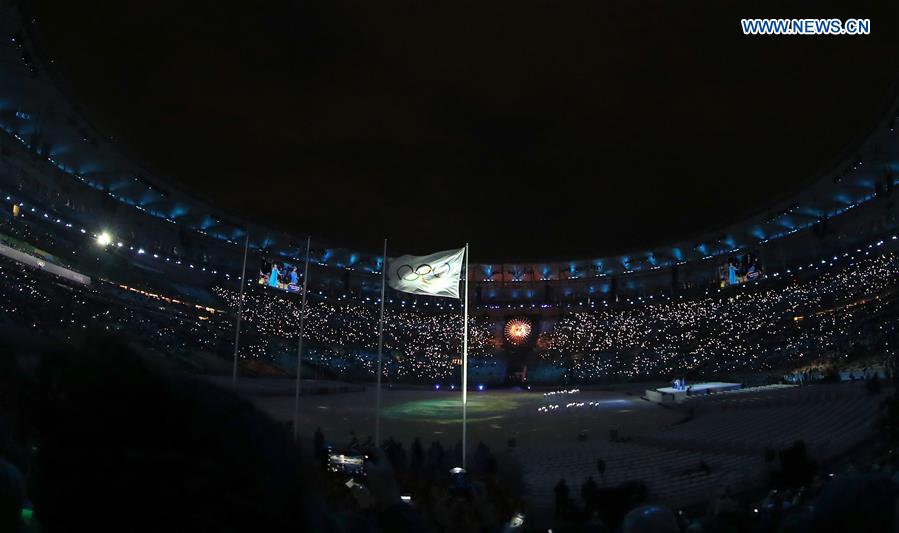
(1, 2, 899, 277)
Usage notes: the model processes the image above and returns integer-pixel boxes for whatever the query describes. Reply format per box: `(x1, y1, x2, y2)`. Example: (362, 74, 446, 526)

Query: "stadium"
(1, 1, 899, 532)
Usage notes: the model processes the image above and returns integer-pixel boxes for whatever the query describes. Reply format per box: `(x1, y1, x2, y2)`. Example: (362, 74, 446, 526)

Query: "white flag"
(387, 248, 465, 298)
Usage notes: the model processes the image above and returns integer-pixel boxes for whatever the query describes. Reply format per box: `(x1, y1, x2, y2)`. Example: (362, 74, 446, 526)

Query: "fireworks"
(504, 317, 533, 345)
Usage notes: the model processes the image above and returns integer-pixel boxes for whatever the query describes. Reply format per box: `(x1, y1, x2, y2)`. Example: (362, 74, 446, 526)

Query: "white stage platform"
(645, 382, 741, 404)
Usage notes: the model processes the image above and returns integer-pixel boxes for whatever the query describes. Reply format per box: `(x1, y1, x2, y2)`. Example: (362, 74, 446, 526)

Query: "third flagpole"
(232, 232, 250, 387)
(293, 235, 312, 442)
(375, 238, 387, 446)
(461, 242, 469, 468)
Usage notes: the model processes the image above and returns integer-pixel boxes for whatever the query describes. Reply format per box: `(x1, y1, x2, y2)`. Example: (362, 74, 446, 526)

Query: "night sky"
(31, 1, 899, 262)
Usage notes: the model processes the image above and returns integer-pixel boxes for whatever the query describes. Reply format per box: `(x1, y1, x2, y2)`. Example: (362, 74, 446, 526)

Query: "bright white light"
(96, 232, 112, 246)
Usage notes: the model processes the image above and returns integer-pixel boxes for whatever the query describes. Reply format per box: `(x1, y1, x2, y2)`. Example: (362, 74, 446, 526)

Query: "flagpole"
(375, 238, 387, 446)
(232, 232, 250, 387)
(462, 242, 469, 469)
(293, 235, 312, 442)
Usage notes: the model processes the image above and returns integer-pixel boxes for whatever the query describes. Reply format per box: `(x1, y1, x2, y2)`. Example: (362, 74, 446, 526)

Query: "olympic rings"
(396, 262, 452, 284)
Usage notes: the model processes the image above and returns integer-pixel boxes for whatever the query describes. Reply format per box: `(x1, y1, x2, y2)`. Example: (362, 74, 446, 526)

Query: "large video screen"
(258, 258, 303, 293)
(718, 252, 762, 287)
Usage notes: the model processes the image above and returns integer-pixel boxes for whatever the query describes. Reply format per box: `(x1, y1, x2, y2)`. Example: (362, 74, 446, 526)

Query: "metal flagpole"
(232, 233, 250, 387)
(293, 235, 312, 442)
(375, 238, 387, 446)
(461, 242, 469, 468)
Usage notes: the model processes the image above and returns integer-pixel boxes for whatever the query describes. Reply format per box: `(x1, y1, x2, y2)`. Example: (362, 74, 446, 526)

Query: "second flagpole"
(232, 232, 250, 387)
(293, 235, 312, 442)
(461, 242, 469, 469)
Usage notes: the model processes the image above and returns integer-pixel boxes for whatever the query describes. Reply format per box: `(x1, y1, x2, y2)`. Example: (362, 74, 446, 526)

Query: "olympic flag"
(375, 242, 470, 467)
(386, 248, 466, 298)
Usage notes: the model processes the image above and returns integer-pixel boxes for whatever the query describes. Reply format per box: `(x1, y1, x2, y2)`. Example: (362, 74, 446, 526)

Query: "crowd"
(211, 251, 899, 385)
(0, 255, 233, 361)
(546, 460, 899, 532)
(212, 286, 496, 381)
(311, 428, 526, 532)
(0, 238, 898, 386)
(536, 253, 899, 382)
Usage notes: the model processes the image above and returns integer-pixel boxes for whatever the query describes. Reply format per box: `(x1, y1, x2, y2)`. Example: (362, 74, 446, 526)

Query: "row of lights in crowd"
(94, 229, 226, 274)
(113, 281, 221, 315)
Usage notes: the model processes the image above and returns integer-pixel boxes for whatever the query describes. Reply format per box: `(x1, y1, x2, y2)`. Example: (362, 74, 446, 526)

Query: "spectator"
(410, 437, 424, 472)
(581, 476, 599, 511)
(554, 478, 570, 517)
(596, 458, 607, 484)
(313, 427, 326, 463)
(427, 441, 445, 472)
(809, 473, 899, 533)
